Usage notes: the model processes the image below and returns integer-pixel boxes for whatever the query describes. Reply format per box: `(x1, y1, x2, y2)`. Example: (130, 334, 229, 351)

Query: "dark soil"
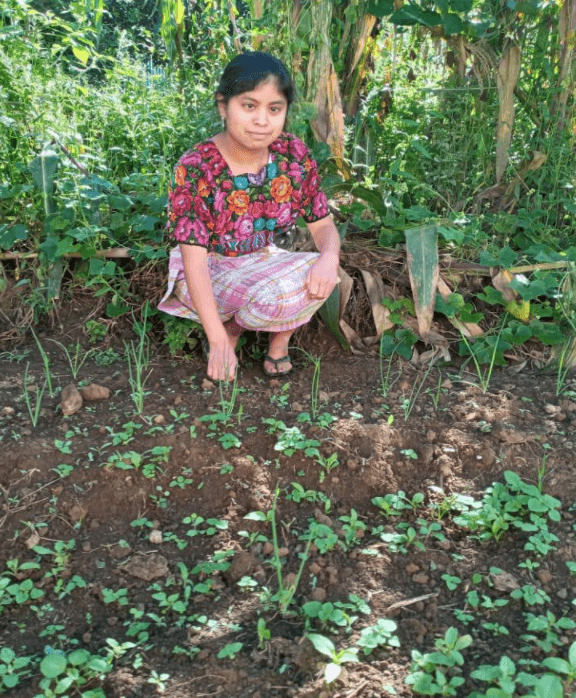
(1, 325, 576, 698)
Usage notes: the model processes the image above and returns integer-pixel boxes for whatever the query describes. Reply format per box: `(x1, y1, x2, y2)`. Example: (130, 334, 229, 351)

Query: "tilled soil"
(1, 334, 576, 698)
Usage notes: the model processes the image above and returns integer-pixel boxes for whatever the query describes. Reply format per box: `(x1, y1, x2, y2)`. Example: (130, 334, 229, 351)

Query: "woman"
(158, 52, 341, 381)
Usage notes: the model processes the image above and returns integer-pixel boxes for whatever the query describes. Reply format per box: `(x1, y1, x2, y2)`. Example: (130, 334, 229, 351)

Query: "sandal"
(263, 354, 293, 378)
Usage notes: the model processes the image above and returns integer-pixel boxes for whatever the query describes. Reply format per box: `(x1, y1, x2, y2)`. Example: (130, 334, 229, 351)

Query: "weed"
(217, 642, 243, 659)
(306, 633, 359, 685)
(22, 364, 45, 427)
(357, 618, 400, 655)
(405, 627, 472, 696)
(50, 339, 92, 379)
(0, 648, 32, 691)
(257, 617, 271, 649)
(30, 328, 55, 397)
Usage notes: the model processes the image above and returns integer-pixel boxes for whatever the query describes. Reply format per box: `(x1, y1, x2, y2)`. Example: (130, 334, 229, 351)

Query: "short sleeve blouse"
(166, 132, 329, 257)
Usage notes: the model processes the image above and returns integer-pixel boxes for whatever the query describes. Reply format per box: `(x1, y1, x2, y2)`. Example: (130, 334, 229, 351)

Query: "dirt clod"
(79, 383, 110, 401)
(60, 384, 83, 415)
(122, 554, 169, 581)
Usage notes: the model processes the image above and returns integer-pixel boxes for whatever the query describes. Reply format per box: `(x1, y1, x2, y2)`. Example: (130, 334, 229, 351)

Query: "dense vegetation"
(0, 0, 575, 361)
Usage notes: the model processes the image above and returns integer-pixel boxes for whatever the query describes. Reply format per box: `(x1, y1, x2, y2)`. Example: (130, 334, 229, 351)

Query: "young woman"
(158, 52, 341, 381)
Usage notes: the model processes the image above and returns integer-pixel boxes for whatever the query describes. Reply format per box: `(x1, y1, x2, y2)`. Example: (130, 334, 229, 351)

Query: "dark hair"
(216, 52, 295, 108)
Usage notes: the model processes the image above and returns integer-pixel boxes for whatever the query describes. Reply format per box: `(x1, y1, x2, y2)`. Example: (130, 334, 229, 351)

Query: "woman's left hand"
(305, 253, 339, 300)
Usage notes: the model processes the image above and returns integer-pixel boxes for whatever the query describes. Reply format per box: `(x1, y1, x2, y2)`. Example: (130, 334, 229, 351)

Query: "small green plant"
(339, 509, 367, 547)
(85, 319, 108, 344)
(22, 364, 45, 427)
(257, 617, 271, 649)
(316, 452, 339, 482)
(0, 647, 32, 690)
(50, 339, 92, 379)
(357, 618, 400, 655)
(125, 302, 153, 413)
(405, 627, 472, 696)
(30, 328, 55, 397)
(217, 642, 243, 659)
(306, 633, 359, 685)
(38, 647, 111, 696)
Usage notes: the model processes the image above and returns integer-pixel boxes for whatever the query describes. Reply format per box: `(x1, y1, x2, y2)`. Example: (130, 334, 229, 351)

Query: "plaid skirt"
(158, 244, 333, 333)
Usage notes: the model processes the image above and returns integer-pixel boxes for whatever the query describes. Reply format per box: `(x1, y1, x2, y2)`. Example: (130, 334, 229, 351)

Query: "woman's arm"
(180, 244, 237, 381)
(305, 216, 341, 300)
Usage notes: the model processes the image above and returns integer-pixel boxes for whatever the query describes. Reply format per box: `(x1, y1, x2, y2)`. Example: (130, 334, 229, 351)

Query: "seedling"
(306, 633, 359, 685)
(22, 364, 46, 427)
(257, 617, 271, 649)
(217, 642, 243, 659)
(0, 647, 32, 690)
(357, 619, 400, 655)
(405, 627, 472, 696)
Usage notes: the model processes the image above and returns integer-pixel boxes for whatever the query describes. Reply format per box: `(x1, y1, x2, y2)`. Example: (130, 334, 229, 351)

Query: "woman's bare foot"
(264, 330, 293, 375)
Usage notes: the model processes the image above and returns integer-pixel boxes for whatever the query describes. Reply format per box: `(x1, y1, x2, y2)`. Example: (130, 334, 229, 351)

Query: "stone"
(25, 532, 41, 549)
(68, 505, 88, 523)
(310, 587, 327, 602)
(149, 530, 163, 545)
(123, 554, 169, 581)
(79, 383, 110, 401)
(537, 569, 552, 585)
(60, 384, 83, 416)
(412, 573, 430, 584)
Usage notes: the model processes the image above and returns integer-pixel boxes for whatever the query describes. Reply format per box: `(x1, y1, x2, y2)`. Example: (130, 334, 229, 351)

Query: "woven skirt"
(158, 244, 333, 333)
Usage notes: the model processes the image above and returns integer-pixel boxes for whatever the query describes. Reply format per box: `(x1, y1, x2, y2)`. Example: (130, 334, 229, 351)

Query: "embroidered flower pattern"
(166, 133, 329, 256)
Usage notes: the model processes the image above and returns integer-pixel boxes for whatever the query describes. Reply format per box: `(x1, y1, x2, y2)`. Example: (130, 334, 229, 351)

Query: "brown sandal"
(263, 354, 293, 377)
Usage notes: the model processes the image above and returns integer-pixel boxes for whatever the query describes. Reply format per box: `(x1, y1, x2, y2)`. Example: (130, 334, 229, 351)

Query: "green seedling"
(147, 670, 170, 691)
(520, 611, 576, 653)
(401, 363, 432, 420)
(286, 482, 330, 506)
(510, 585, 551, 607)
(0, 647, 32, 690)
(30, 327, 55, 397)
(38, 647, 111, 697)
(317, 452, 339, 481)
(405, 627, 472, 696)
(458, 317, 508, 393)
(357, 619, 400, 655)
(124, 302, 153, 413)
(217, 642, 243, 659)
(49, 339, 92, 379)
(306, 633, 359, 685)
(339, 509, 367, 547)
(257, 617, 271, 649)
(22, 363, 46, 427)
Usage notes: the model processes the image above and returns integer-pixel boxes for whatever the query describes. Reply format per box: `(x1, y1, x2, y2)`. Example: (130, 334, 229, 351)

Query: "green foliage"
(453, 470, 561, 550)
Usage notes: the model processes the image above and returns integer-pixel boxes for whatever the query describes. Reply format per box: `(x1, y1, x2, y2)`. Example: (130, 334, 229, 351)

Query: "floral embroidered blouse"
(166, 132, 329, 257)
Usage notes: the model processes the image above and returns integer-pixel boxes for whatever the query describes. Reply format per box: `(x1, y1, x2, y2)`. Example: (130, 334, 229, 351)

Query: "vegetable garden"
(1, 1, 576, 697)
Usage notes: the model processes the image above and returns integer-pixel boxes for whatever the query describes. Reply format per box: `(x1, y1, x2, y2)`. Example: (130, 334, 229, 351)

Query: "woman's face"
(218, 78, 288, 152)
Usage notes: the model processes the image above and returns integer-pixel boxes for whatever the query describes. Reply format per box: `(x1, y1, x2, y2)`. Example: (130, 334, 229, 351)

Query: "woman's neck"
(213, 132, 269, 175)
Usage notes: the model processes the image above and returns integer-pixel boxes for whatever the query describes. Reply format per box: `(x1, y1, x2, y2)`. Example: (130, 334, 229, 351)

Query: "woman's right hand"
(206, 333, 238, 382)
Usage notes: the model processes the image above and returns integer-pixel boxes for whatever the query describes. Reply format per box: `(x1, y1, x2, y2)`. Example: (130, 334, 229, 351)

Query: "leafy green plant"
(0, 647, 32, 691)
(405, 627, 472, 696)
(217, 642, 243, 659)
(357, 619, 400, 655)
(38, 647, 111, 697)
(306, 633, 359, 685)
